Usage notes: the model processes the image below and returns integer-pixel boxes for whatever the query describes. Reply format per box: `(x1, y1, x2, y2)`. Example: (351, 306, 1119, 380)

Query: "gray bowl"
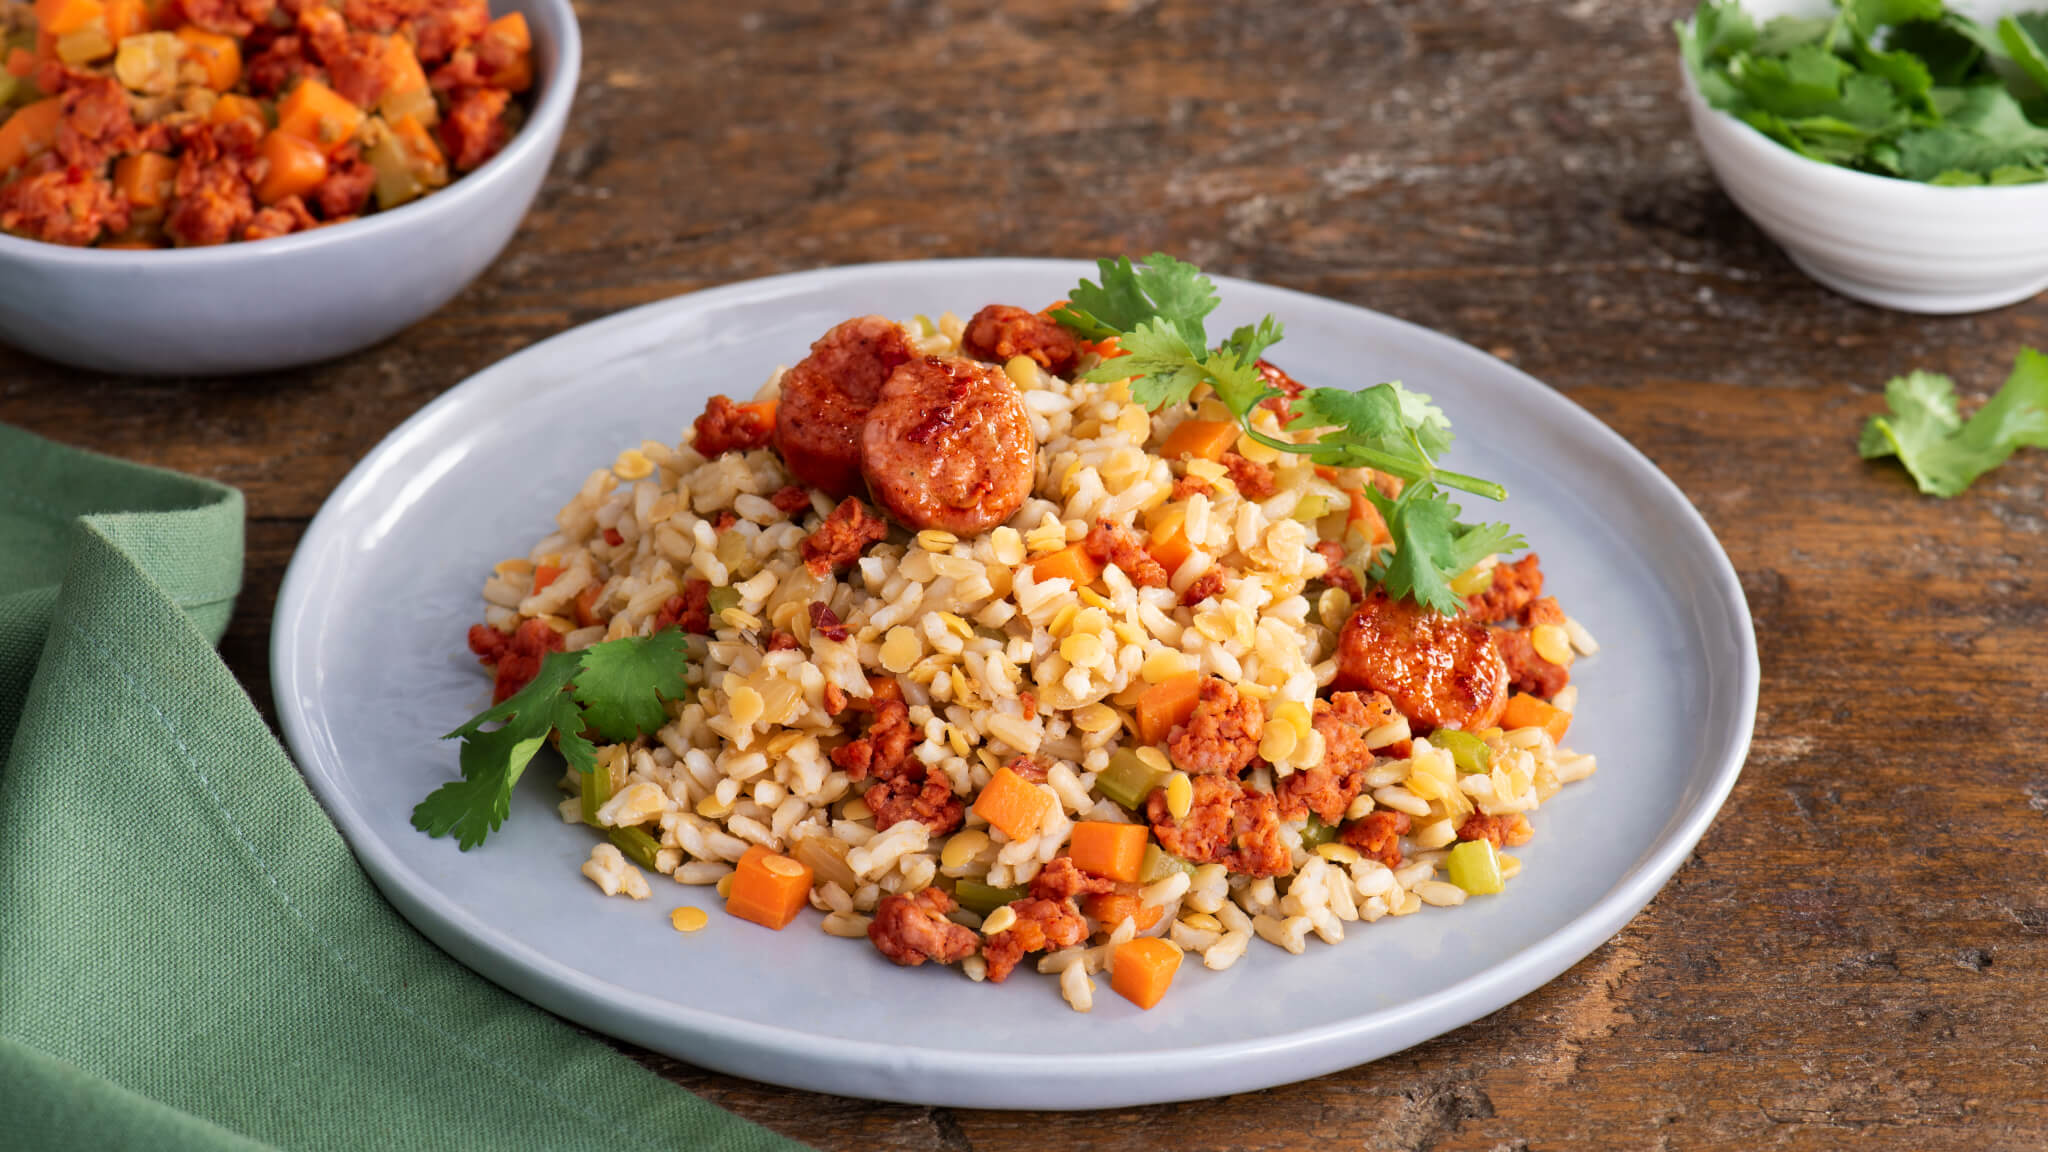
(0, 0, 580, 376)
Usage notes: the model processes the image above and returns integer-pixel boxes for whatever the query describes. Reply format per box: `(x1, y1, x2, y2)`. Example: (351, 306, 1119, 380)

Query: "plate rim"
(273, 256, 1758, 1108)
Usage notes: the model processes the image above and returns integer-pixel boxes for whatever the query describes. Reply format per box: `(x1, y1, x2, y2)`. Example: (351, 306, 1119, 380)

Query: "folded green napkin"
(0, 424, 803, 1152)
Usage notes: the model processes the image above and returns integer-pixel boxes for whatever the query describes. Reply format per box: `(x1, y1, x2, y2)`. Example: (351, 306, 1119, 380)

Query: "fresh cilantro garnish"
(1859, 348, 2048, 496)
(1055, 253, 1521, 615)
(413, 628, 692, 850)
(1679, 0, 2048, 185)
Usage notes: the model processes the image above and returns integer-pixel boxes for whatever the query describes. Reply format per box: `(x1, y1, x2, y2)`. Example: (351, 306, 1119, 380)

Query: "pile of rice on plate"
(461, 295, 1600, 1014)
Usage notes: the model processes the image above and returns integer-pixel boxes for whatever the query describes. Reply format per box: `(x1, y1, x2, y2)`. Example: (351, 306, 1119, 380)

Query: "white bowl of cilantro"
(1680, 0, 2048, 312)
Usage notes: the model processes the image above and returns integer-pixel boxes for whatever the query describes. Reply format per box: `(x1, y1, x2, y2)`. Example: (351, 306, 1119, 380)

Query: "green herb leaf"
(570, 627, 693, 739)
(1859, 350, 2048, 497)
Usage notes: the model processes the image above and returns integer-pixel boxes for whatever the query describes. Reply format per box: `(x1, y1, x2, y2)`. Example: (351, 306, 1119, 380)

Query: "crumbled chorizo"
(1274, 691, 1394, 824)
(770, 484, 813, 516)
(1463, 553, 1544, 624)
(439, 85, 510, 171)
(692, 394, 777, 457)
(1146, 774, 1293, 877)
(652, 578, 712, 634)
(1028, 856, 1118, 902)
(1167, 678, 1263, 777)
(801, 497, 888, 577)
(1456, 812, 1533, 849)
(166, 121, 261, 248)
(174, 0, 277, 36)
(1005, 755, 1048, 784)
(1228, 788, 1293, 877)
(340, 0, 426, 34)
(469, 616, 562, 703)
(1220, 452, 1276, 500)
(1335, 590, 1510, 734)
(1314, 539, 1363, 603)
(1082, 519, 1168, 588)
(981, 896, 1088, 983)
(54, 76, 158, 171)
(830, 676, 912, 782)
(1170, 473, 1211, 501)
(1018, 690, 1037, 721)
(868, 889, 979, 967)
(960, 303, 1080, 377)
(311, 143, 376, 218)
(864, 770, 964, 836)
(1180, 568, 1226, 607)
(0, 158, 128, 247)
(766, 630, 800, 652)
(1255, 359, 1306, 421)
(243, 194, 317, 241)
(1492, 627, 1570, 699)
(1340, 809, 1410, 869)
(410, 0, 487, 62)
(711, 511, 738, 533)
(823, 682, 849, 717)
(244, 35, 323, 97)
(808, 601, 850, 643)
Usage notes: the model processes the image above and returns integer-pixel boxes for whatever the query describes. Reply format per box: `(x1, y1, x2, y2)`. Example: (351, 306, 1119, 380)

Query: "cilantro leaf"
(414, 629, 692, 850)
(1057, 253, 1218, 349)
(1859, 350, 2048, 497)
(1087, 317, 1212, 409)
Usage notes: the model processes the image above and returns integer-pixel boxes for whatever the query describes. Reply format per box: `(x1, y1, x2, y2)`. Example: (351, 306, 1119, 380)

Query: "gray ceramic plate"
(273, 259, 1757, 1110)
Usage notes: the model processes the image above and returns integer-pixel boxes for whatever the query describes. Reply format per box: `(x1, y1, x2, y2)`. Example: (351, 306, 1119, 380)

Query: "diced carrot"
(103, 0, 146, 42)
(1146, 517, 1193, 576)
(112, 151, 176, 208)
(390, 113, 447, 183)
(1079, 336, 1127, 360)
(173, 26, 239, 90)
(531, 563, 563, 593)
(1159, 419, 1236, 462)
(724, 844, 814, 931)
(4, 46, 34, 77)
(971, 765, 1054, 842)
(1029, 543, 1100, 589)
(145, 0, 176, 29)
(98, 239, 163, 249)
(35, 0, 103, 37)
(572, 582, 604, 629)
(276, 76, 362, 153)
(485, 11, 531, 52)
(1110, 936, 1182, 1010)
(1500, 692, 1570, 743)
(1134, 671, 1204, 747)
(1348, 488, 1390, 550)
(1082, 892, 1162, 934)
(480, 11, 531, 90)
(379, 33, 427, 95)
(1069, 821, 1149, 884)
(254, 129, 326, 204)
(207, 92, 265, 129)
(0, 98, 64, 175)
(738, 398, 776, 430)
(34, 28, 56, 61)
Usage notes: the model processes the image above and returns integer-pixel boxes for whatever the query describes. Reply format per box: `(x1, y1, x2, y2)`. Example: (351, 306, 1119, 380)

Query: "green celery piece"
(608, 826, 661, 872)
(1446, 839, 1506, 896)
(1433, 729, 1494, 776)
(1290, 493, 1330, 523)
(1299, 816, 1337, 851)
(1138, 843, 1195, 884)
(954, 880, 1027, 916)
(1097, 748, 1166, 810)
(705, 585, 741, 618)
(581, 749, 615, 825)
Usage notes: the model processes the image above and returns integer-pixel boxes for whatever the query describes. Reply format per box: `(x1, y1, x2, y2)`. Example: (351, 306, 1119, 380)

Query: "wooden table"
(8, 0, 2046, 1147)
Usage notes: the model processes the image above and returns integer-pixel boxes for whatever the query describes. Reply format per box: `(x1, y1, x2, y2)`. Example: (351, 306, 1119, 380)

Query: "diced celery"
(953, 880, 1026, 915)
(1433, 729, 1493, 775)
(706, 585, 740, 618)
(1446, 838, 1504, 896)
(1138, 843, 1194, 883)
(608, 826, 661, 872)
(1300, 814, 1336, 850)
(1290, 494, 1329, 523)
(1096, 747, 1166, 810)
(580, 752, 615, 826)
(365, 122, 425, 211)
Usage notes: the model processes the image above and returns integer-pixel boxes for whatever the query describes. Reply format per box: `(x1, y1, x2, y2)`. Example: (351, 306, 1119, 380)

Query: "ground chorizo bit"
(808, 601, 849, 643)
(1028, 857, 1118, 902)
(245, 35, 322, 97)
(774, 315, 917, 498)
(307, 9, 388, 108)
(176, 0, 277, 36)
(860, 356, 1036, 535)
(711, 511, 738, 533)
(981, 896, 1088, 983)
(440, 85, 510, 172)
(1255, 359, 1306, 421)
(410, 0, 488, 62)
(1456, 812, 1533, 849)
(652, 579, 712, 634)
(960, 303, 1080, 377)
(1228, 788, 1293, 877)
(1314, 540, 1363, 603)
(1167, 678, 1263, 777)
(243, 195, 317, 241)
(1274, 692, 1393, 823)
(1018, 690, 1038, 721)
(474, 617, 562, 703)
(1145, 774, 1290, 876)
(312, 144, 376, 219)
(1180, 568, 1226, 607)
(1006, 755, 1048, 784)
(864, 770, 964, 836)
(1170, 473, 1211, 501)
(1492, 627, 1570, 699)
(1340, 808, 1410, 869)
(830, 676, 912, 782)
(166, 121, 261, 248)
(1220, 452, 1277, 500)
(766, 630, 800, 652)
(868, 889, 979, 968)
(770, 485, 813, 516)
(1335, 590, 1510, 734)
(801, 497, 888, 577)
(340, 0, 425, 34)
(823, 682, 848, 717)
(693, 394, 777, 457)
(1082, 519, 1169, 588)
(54, 76, 156, 171)
(0, 158, 127, 247)
(1463, 553, 1544, 624)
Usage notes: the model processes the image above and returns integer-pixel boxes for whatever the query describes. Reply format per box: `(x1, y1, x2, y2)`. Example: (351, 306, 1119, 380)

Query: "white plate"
(274, 259, 1757, 1109)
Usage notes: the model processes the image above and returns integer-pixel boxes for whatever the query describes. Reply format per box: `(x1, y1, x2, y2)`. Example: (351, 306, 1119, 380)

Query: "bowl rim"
(0, 0, 581, 267)
(1678, 16, 2048, 201)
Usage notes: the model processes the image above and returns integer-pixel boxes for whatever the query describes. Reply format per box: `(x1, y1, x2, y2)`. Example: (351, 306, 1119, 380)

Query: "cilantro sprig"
(413, 628, 692, 850)
(1859, 347, 2048, 496)
(1054, 254, 1522, 615)
(1681, 0, 2048, 184)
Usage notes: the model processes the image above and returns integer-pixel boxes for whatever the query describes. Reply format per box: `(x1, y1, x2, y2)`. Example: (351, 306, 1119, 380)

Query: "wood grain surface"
(7, 0, 2047, 1148)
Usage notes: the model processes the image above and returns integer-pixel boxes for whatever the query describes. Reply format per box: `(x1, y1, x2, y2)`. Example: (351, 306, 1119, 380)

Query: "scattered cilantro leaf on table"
(413, 629, 692, 849)
(1859, 348, 2048, 496)
(1680, 0, 2048, 184)
(1054, 254, 1521, 615)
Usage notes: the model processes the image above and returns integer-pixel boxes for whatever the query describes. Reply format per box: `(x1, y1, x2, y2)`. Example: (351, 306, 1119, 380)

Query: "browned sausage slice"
(961, 304, 1081, 378)
(859, 356, 1036, 535)
(772, 315, 917, 498)
(1334, 590, 1510, 733)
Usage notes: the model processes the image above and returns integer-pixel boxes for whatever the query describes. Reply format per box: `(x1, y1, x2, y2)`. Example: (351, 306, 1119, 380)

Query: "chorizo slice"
(773, 315, 917, 499)
(1335, 590, 1510, 734)
(961, 304, 1080, 378)
(859, 356, 1036, 535)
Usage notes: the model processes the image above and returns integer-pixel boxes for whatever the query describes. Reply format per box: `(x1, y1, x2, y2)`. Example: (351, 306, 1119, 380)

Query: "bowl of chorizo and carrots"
(0, 0, 577, 374)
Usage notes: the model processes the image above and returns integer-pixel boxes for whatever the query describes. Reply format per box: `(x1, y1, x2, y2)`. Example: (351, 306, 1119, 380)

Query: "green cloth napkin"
(0, 424, 804, 1152)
